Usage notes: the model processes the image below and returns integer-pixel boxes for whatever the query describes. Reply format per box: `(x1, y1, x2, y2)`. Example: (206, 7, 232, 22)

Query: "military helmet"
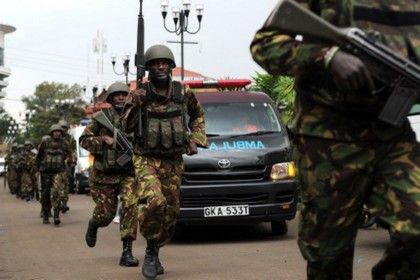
(105, 82, 129, 102)
(144, 44, 176, 70)
(24, 140, 33, 146)
(58, 120, 69, 129)
(49, 124, 64, 135)
(12, 142, 18, 148)
(17, 144, 24, 150)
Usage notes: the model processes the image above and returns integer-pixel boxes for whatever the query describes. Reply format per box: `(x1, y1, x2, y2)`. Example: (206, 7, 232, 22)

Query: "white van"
(68, 126, 91, 193)
(0, 157, 5, 176)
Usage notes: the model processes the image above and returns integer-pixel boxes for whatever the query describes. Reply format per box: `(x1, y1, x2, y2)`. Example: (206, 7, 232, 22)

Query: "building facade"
(0, 24, 16, 104)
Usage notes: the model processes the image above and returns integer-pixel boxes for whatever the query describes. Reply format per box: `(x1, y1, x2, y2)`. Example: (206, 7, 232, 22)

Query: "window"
(79, 147, 90, 157)
(0, 47, 4, 66)
(203, 102, 282, 136)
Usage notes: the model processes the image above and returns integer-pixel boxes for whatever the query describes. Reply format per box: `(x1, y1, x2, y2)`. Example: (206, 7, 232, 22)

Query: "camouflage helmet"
(49, 124, 64, 135)
(105, 82, 129, 102)
(12, 142, 18, 148)
(58, 120, 69, 129)
(24, 140, 33, 146)
(17, 144, 24, 150)
(144, 44, 176, 70)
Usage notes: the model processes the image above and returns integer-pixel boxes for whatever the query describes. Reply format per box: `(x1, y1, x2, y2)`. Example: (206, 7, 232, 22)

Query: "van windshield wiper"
(228, 131, 279, 138)
(206, 133, 221, 138)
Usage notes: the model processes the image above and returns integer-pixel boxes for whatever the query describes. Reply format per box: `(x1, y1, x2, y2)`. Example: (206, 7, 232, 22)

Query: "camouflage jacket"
(19, 150, 37, 172)
(251, 0, 420, 141)
(4, 152, 14, 170)
(79, 106, 133, 184)
(124, 81, 208, 155)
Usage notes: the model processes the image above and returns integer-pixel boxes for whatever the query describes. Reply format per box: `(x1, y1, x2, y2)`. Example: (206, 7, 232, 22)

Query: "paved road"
(0, 182, 388, 280)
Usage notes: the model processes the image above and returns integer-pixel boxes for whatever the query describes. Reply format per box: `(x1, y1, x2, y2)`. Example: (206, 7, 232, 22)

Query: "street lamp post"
(24, 109, 35, 138)
(111, 53, 135, 85)
(160, 0, 203, 81)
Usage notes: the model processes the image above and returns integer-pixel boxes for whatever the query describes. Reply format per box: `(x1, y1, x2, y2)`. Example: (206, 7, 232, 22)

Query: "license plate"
(204, 205, 249, 217)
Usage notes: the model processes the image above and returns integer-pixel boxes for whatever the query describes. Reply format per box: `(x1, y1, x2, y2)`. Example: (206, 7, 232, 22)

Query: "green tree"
(251, 73, 296, 124)
(22, 82, 87, 145)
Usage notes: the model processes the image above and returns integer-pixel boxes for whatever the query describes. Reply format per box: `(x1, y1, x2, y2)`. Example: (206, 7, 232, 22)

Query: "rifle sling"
(353, 6, 420, 26)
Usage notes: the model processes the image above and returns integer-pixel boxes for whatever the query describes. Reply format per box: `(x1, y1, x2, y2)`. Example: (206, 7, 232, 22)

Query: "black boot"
(43, 210, 50, 224)
(61, 201, 69, 213)
(142, 240, 158, 279)
(85, 219, 99, 247)
(53, 208, 61, 225)
(155, 247, 164, 275)
(119, 239, 139, 267)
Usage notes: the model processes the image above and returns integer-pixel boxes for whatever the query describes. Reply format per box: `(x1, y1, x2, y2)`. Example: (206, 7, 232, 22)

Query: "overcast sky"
(1, 0, 278, 121)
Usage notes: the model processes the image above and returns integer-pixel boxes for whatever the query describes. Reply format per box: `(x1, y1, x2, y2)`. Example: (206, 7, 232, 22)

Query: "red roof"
(172, 67, 205, 78)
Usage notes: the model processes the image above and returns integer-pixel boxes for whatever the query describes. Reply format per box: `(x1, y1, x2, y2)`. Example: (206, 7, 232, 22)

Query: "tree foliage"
(22, 82, 87, 145)
(251, 73, 296, 124)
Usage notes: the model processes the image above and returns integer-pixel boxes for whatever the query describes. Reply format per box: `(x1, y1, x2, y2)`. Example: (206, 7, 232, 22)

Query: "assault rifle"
(265, 0, 420, 126)
(92, 111, 134, 167)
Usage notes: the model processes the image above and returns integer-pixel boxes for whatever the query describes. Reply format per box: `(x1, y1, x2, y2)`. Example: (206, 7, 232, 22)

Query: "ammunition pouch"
(43, 150, 65, 172)
(99, 147, 133, 173)
(138, 81, 189, 156)
(143, 109, 188, 155)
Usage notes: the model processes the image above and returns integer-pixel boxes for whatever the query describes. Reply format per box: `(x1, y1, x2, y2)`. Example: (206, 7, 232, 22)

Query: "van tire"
(271, 220, 287, 236)
(75, 179, 84, 194)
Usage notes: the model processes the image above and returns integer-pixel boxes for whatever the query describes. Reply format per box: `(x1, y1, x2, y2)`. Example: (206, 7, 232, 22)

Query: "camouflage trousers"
(40, 171, 68, 211)
(90, 176, 139, 240)
(295, 133, 420, 280)
(62, 167, 70, 203)
(7, 168, 18, 194)
(41, 173, 52, 211)
(133, 154, 183, 247)
(21, 170, 33, 197)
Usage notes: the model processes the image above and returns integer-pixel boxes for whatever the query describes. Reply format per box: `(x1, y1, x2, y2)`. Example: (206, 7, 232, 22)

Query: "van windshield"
(79, 147, 90, 157)
(203, 102, 282, 136)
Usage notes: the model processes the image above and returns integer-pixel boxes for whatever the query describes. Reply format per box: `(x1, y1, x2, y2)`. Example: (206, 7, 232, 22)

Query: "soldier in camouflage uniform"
(124, 44, 208, 279)
(36, 125, 73, 225)
(20, 140, 37, 201)
(5, 143, 18, 195)
(58, 119, 77, 212)
(80, 82, 140, 267)
(15, 144, 25, 199)
(39, 135, 52, 219)
(251, 1, 420, 279)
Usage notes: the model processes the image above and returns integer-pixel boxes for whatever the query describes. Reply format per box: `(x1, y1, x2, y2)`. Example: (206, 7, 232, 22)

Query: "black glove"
(329, 50, 375, 94)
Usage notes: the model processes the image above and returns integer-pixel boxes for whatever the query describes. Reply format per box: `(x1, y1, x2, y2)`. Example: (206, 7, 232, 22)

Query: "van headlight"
(270, 162, 296, 180)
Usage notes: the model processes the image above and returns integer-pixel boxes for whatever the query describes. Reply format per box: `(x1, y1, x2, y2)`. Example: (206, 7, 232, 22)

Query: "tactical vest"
(94, 108, 133, 173)
(137, 81, 189, 156)
(42, 138, 66, 172)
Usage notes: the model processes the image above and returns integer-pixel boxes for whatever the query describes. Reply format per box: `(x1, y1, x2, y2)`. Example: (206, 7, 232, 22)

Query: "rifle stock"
(265, 0, 420, 126)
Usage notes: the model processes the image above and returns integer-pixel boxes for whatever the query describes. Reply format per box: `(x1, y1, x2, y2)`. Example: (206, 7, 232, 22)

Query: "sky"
(0, 0, 278, 122)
